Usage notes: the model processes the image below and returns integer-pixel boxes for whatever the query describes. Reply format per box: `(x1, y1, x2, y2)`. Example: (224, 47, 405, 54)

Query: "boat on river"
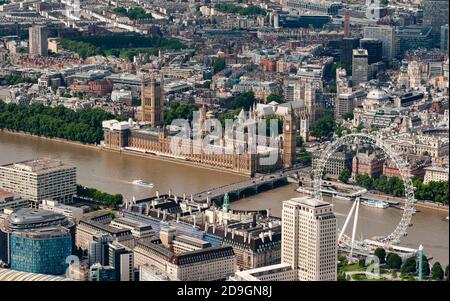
(132, 179, 154, 188)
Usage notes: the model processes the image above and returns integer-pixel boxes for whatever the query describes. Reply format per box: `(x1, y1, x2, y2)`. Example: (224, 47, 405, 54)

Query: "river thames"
(0, 131, 448, 265)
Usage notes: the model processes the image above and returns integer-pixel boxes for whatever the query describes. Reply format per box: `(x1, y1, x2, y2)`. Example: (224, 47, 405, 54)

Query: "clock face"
(285, 125, 290, 131)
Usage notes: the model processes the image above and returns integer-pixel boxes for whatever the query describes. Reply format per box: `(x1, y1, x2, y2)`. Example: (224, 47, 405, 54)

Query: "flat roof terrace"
(1, 158, 75, 174)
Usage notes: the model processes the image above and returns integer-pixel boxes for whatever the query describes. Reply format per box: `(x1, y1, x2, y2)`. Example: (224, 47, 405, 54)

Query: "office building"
(134, 239, 236, 281)
(89, 263, 116, 281)
(109, 217, 154, 239)
(139, 264, 171, 281)
(352, 151, 385, 178)
(0, 190, 29, 211)
(75, 212, 133, 250)
(441, 24, 449, 53)
(281, 196, 337, 281)
(108, 243, 134, 281)
(422, 0, 449, 45)
(313, 150, 354, 178)
(123, 196, 283, 271)
(364, 26, 397, 61)
(232, 196, 337, 281)
(284, 0, 343, 16)
(396, 26, 433, 56)
(39, 200, 84, 222)
(0, 159, 76, 206)
(365, 0, 387, 20)
(423, 165, 449, 184)
(335, 91, 366, 119)
(352, 49, 369, 85)
(360, 38, 382, 64)
(2, 208, 76, 265)
(28, 25, 48, 56)
(340, 37, 359, 66)
(88, 233, 113, 266)
(9, 227, 72, 275)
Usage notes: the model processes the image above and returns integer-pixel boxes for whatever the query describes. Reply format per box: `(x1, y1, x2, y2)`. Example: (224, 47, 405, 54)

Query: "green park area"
(59, 33, 187, 59)
(113, 6, 152, 20)
(338, 248, 449, 281)
(214, 3, 267, 16)
(0, 101, 125, 144)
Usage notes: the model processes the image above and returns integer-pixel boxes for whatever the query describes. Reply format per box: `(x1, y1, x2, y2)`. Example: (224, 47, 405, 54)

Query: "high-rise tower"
(352, 49, 369, 85)
(423, 0, 449, 46)
(29, 25, 48, 57)
(283, 106, 296, 169)
(281, 196, 337, 281)
(141, 75, 163, 127)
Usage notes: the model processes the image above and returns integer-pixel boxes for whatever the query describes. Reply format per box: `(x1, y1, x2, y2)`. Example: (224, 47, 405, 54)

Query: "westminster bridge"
(192, 164, 311, 204)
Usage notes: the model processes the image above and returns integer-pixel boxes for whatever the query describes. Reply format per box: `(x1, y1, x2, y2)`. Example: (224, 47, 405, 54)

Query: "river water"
(0, 131, 448, 266)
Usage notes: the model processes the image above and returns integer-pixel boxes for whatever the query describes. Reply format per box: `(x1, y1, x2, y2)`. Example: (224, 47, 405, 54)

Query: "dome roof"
(367, 89, 389, 101)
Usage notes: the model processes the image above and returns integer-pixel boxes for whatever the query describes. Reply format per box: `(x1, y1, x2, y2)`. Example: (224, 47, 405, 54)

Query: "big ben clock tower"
(283, 106, 297, 169)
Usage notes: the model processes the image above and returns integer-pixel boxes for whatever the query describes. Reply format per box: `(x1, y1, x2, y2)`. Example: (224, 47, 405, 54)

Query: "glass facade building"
(9, 227, 72, 275)
(422, 0, 449, 45)
(396, 26, 433, 56)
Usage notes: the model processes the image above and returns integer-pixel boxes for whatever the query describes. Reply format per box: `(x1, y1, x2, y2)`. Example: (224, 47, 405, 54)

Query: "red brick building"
(352, 151, 385, 178)
(382, 157, 430, 179)
(70, 79, 113, 97)
(259, 59, 277, 72)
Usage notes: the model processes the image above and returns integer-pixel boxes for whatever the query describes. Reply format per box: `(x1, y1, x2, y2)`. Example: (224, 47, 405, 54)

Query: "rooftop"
(1, 158, 75, 174)
(7, 208, 67, 226)
(11, 226, 71, 240)
(0, 268, 69, 281)
(285, 196, 331, 208)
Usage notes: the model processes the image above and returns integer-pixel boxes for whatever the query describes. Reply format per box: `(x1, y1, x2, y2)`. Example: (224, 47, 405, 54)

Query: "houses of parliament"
(102, 76, 299, 176)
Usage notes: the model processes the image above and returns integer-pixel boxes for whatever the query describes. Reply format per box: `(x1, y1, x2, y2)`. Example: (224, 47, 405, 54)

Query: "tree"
(0, 101, 124, 144)
(228, 91, 256, 110)
(214, 3, 267, 16)
(401, 257, 417, 275)
(331, 62, 352, 78)
(336, 126, 351, 137)
(355, 173, 374, 190)
(5, 73, 38, 85)
(213, 58, 226, 74)
(374, 248, 386, 264)
(297, 147, 312, 165)
(296, 136, 304, 147)
(342, 112, 354, 120)
(337, 271, 347, 281)
(445, 265, 449, 281)
(386, 253, 402, 269)
(266, 93, 284, 104)
(338, 168, 351, 183)
(163, 101, 199, 125)
(203, 81, 211, 89)
(431, 262, 444, 280)
(310, 109, 335, 139)
(358, 258, 365, 269)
